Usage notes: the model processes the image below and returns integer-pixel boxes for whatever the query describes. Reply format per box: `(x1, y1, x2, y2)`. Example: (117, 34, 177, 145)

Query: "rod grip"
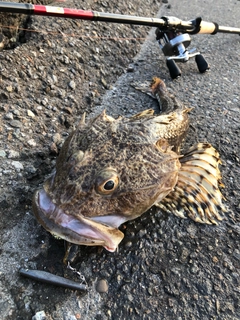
(199, 21, 218, 34)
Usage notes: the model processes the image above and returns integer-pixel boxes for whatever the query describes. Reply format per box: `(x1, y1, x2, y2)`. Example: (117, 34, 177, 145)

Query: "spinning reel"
(0, 2, 240, 79)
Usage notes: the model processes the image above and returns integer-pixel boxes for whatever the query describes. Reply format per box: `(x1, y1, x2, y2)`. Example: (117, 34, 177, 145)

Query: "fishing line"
(0, 24, 147, 42)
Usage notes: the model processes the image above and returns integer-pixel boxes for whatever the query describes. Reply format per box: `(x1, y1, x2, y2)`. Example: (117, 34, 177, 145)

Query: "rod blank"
(0, 2, 239, 35)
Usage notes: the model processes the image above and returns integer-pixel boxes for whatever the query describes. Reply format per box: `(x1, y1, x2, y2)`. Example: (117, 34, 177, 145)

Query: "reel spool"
(156, 28, 209, 79)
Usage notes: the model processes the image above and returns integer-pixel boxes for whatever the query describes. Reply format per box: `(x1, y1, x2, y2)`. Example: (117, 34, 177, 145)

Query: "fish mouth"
(33, 189, 125, 252)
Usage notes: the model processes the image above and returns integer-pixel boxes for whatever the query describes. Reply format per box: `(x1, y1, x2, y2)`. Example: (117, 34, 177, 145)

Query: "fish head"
(33, 111, 180, 251)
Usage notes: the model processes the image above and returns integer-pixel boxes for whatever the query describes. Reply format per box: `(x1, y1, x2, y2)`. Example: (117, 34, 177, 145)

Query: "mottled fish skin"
(33, 78, 226, 252)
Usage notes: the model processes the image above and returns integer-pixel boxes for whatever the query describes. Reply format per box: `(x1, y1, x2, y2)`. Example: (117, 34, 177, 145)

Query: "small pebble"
(7, 149, 18, 160)
(5, 112, 14, 120)
(138, 229, 147, 237)
(69, 80, 76, 90)
(6, 85, 13, 92)
(100, 77, 108, 88)
(124, 241, 132, 248)
(26, 165, 37, 174)
(0, 150, 6, 157)
(65, 56, 70, 64)
(52, 133, 61, 144)
(9, 120, 22, 128)
(13, 109, 20, 116)
(27, 139, 37, 147)
(50, 142, 58, 155)
(127, 65, 135, 72)
(96, 279, 108, 293)
(127, 294, 134, 301)
(11, 161, 24, 170)
(32, 310, 47, 320)
(27, 110, 35, 118)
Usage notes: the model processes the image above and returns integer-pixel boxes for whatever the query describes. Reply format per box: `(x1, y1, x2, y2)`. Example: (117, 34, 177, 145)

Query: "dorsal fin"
(129, 109, 155, 120)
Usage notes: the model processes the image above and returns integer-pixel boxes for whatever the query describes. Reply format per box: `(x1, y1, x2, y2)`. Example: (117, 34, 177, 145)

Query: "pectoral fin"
(156, 143, 226, 224)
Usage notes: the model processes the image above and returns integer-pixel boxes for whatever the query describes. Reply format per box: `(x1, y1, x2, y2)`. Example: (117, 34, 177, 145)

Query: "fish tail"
(150, 77, 185, 114)
(150, 77, 169, 113)
(157, 143, 226, 224)
(150, 77, 168, 96)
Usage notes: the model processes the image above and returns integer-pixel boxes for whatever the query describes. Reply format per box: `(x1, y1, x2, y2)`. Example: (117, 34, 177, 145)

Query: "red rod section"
(33, 5, 94, 19)
(0, 2, 166, 27)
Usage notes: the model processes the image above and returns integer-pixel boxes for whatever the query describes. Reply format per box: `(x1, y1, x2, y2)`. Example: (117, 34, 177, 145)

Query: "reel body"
(156, 26, 209, 79)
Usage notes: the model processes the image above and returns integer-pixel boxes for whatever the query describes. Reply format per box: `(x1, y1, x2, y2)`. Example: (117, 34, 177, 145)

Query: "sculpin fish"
(33, 78, 226, 252)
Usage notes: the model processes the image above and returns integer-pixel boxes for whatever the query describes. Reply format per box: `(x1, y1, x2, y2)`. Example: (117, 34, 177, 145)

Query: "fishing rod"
(1, 2, 240, 78)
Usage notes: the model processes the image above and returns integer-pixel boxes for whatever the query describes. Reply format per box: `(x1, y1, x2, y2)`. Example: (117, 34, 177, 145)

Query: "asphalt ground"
(0, 0, 239, 319)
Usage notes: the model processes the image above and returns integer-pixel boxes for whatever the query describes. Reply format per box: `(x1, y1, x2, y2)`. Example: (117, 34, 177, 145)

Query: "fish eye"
(104, 180, 115, 190)
(96, 170, 119, 195)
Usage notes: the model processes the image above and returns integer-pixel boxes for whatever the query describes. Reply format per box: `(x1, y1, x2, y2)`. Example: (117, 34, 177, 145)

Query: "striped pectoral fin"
(156, 143, 226, 224)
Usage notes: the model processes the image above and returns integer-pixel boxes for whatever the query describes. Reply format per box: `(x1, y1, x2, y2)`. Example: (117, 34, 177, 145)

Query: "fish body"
(33, 78, 225, 252)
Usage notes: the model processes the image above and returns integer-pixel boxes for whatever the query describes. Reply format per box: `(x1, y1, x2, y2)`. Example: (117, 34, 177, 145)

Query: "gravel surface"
(0, 0, 239, 319)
